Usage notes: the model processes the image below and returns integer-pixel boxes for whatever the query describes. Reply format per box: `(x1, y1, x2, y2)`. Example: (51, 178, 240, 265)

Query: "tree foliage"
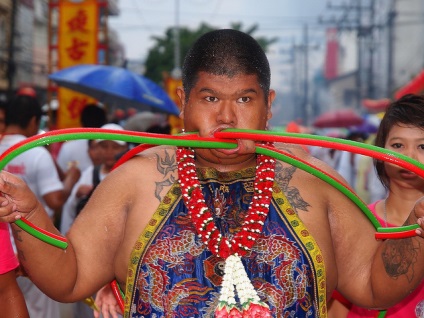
(143, 23, 278, 84)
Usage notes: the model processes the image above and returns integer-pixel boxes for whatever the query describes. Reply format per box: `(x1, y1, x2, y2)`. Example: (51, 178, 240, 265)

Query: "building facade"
(0, 0, 123, 104)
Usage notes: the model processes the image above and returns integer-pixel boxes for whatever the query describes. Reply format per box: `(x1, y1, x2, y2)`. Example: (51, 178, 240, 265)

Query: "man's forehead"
(193, 72, 261, 89)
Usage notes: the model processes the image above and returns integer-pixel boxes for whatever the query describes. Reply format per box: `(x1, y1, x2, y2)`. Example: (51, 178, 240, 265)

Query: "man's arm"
(291, 146, 424, 309)
(0, 168, 129, 302)
(331, 193, 424, 309)
(370, 209, 424, 306)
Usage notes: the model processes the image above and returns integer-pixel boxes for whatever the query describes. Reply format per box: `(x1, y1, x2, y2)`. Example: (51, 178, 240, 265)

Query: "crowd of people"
(1, 29, 424, 318)
(0, 93, 169, 318)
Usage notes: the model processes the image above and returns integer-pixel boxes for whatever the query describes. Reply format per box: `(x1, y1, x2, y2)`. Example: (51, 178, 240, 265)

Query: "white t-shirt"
(336, 150, 357, 188)
(60, 165, 107, 235)
(57, 139, 92, 172)
(0, 135, 63, 217)
(1, 134, 63, 318)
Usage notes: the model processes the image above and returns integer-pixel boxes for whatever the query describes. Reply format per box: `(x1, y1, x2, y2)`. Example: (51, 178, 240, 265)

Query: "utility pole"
(387, 0, 396, 97)
(356, 0, 363, 109)
(302, 24, 309, 124)
(172, 0, 181, 78)
(319, 0, 378, 108)
(289, 25, 312, 125)
(366, 0, 376, 99)
(290, 40, 300, 122)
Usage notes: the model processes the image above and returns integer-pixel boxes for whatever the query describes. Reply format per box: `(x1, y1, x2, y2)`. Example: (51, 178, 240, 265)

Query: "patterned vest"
(125, 166, 327, 317)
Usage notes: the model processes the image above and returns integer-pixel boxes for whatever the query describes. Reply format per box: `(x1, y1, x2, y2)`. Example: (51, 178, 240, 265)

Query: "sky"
(109, 0, 339, 88)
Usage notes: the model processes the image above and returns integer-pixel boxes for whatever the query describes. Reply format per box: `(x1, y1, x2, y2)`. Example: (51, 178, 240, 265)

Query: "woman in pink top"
(0, 222, 29, 317)
(329, 94, 424, 318)
(348, 202, 424, 317)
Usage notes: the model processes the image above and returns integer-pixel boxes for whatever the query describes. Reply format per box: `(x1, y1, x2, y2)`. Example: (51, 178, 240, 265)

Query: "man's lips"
(215, 139, 241, 155)
(210, 127, 239, 154)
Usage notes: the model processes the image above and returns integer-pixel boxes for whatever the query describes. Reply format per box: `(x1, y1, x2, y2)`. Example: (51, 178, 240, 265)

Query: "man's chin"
(214, 140, 256, 156)
(215, 146, 240, 156)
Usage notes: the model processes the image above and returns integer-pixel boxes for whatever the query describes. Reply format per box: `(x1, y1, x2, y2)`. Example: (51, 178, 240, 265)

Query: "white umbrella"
(124, 112, 168, 132)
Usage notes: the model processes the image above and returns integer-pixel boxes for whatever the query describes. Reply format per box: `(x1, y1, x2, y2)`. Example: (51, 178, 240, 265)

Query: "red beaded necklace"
(177, 147, 275, 259)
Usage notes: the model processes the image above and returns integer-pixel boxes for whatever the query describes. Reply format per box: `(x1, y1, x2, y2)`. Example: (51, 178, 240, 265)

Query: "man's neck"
(194, 152, 257, 173)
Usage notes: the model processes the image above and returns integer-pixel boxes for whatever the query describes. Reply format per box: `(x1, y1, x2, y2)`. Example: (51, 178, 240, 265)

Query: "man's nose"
(217, 101, 236, 124)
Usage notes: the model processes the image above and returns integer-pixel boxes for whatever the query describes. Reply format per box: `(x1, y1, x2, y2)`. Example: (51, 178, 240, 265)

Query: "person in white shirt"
(61, 123, 128, 235)
(60, 123, 128, 318)
(57, 103, 107, 173)
(0, 94, 80, 318)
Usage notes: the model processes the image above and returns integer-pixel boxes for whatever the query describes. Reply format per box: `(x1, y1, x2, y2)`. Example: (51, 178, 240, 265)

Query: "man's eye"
(205, 96, 217, 102)
(237, 97, 251, 103)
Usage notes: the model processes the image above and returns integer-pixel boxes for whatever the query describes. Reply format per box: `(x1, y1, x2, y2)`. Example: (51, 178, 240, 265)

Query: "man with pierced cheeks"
(1, 29, 424, 318)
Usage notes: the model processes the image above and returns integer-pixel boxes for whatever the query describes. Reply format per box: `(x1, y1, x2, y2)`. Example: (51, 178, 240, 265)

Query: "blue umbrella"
(49, 64, 180, 115)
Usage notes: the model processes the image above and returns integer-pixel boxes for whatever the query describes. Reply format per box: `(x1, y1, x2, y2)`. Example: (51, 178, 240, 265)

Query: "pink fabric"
(347, 201, 424, 318)
(0, 222, 19, 274)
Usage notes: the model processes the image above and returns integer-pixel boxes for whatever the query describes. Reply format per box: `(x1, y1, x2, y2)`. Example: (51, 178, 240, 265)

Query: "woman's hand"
(414, 198, 424, 237)
(94, 283, 122, 318)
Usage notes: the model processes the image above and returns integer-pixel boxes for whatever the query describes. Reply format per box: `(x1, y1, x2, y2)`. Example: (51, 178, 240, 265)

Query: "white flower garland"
(219, 255, 262, 305)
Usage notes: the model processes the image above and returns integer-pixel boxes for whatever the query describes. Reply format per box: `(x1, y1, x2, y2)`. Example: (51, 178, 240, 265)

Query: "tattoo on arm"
(16, 248, 31, 278)
(382, 237, 419, 282)
(12, 227, 30, 277)
(154, 151, 177, 202)
(382, 216, 421, 282)
(12, 226, 23, 243)
(274, 161, 310, 214)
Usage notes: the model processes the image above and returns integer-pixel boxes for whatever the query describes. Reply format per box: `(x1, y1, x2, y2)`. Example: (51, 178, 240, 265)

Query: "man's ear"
(267, 89, 276, 121)
(176, 86, 185, 120)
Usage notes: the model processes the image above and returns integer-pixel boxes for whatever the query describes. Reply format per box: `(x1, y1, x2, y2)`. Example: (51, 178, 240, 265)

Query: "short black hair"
(374, 94, 424, 188)
(6, 95, 42, 128)
(182, 29, 271, 102)
(80, 104, 107, 128)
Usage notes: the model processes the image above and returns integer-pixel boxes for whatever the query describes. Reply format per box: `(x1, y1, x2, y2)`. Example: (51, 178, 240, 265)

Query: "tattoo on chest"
(154, 151, 177, 201)
(274, 161, 310, 214)
(382, 238, 419, 282)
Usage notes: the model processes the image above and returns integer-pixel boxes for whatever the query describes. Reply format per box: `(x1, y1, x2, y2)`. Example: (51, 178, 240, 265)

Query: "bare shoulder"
(266, 142, 392, 299)
(271, 143, 378, 295)
(272, 142, 338, 192)
(79, 146, 180, 284)
(107, 146, 176, 178)
(79, 145, 179, 223)
(272, 142, 360, 222)
(274, 142, 337, 173)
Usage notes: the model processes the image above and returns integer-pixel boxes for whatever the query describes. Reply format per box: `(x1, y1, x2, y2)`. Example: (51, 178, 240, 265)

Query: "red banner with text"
(57, 0, 98, 128)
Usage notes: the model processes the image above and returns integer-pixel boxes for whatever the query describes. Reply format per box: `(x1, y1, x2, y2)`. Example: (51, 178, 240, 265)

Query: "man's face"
(88, 141, 103, 166)
(384, 124, 424, 188)
(176, 72, 274, 167)
(98, 140, 127, 169)
(179, 72, 273, 135)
